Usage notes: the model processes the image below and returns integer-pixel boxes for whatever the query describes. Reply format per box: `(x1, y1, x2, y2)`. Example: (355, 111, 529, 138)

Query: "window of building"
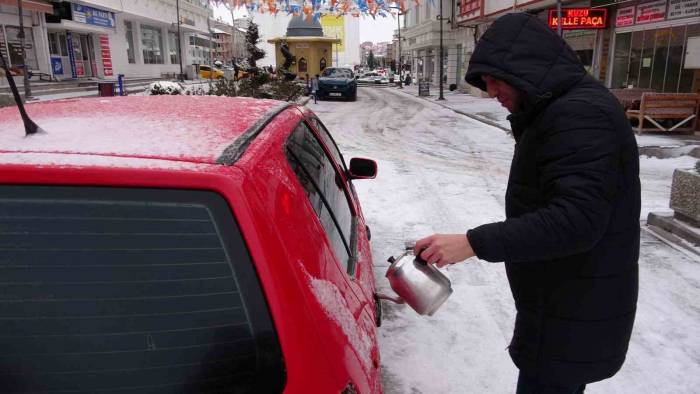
(299, 57, 307, 72)
(285, 122, 355, 271)
(2, 26, 38, 70)
(611, 24, 700, 93)
(125, 21, 135, 64)
(168, 31, 179, 65)
(141, 24, 164, 64)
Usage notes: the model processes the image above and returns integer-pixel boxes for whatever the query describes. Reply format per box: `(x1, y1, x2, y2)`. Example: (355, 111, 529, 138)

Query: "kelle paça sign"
(548, 8, 608, 29)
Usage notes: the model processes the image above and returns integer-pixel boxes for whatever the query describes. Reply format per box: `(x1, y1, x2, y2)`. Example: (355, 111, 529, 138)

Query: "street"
(310, 86, 700, 394)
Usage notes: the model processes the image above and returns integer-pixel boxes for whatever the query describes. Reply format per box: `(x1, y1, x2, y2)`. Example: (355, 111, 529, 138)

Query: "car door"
(306, 116, 377, 305)
(284, 121, 381, 392)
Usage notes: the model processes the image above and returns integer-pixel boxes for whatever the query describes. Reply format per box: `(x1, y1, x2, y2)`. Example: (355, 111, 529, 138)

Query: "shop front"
(0, 1, 52, 75)
(45, 2, 115, 80)
(607, 0, 700, 92)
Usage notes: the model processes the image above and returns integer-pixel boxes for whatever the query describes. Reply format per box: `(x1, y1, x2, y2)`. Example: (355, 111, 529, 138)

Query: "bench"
(610, 88, 654, 110)
(626, 93, 700, 134)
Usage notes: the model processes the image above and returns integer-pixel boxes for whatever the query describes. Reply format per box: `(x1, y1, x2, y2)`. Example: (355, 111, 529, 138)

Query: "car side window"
(310, 117, 347, 171)
(285, 122, 355, 271)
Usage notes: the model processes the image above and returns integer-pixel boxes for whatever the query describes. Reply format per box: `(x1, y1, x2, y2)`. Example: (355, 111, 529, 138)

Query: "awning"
(0, 0, 53, 14)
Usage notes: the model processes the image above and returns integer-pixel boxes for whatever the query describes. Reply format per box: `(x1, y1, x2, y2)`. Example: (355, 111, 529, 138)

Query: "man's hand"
(414, 234, 475, 268)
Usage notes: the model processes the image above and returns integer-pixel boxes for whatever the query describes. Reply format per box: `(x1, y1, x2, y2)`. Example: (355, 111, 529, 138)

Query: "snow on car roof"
(0, 96, 285, 166)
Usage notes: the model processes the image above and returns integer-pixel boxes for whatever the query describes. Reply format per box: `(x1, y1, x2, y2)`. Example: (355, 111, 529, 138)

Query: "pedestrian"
(311, 74, 319, 104)
(404, 73, 412, 86)
(414, 13, 640, 394)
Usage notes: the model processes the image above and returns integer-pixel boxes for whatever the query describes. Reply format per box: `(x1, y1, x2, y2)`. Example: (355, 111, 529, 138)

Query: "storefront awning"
(0, 0, 53, 14)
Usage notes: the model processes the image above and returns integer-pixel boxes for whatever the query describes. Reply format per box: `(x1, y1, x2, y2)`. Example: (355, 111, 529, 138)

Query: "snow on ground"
(310, 86, 700, 393)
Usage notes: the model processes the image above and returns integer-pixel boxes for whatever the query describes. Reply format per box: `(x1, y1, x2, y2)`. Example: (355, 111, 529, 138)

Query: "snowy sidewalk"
(394, 84, 700, 150)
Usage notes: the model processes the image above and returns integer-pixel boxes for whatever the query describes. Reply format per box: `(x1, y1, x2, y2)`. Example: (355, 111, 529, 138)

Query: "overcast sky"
(213, 5, 397, 43)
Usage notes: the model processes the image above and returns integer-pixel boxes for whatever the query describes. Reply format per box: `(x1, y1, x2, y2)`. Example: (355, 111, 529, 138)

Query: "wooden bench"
(626, 93, 700, 134)
(610, 88, 654, 110)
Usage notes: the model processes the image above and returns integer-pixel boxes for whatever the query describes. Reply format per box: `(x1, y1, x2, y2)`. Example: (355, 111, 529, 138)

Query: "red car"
(0, 96, 382, 393)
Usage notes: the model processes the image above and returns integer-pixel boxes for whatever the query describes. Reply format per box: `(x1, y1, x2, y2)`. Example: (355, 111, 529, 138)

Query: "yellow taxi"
(199, 65, 224, 79)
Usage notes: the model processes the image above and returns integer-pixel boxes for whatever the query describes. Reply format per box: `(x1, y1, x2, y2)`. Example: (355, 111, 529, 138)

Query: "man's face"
(482, 75, 521, 113)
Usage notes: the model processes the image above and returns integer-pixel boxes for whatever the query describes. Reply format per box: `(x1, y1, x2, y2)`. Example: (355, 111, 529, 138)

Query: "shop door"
(79, 35, 94, 77)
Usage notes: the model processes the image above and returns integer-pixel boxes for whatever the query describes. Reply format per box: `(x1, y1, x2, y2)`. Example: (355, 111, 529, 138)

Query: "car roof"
(0, 96, 291, 167)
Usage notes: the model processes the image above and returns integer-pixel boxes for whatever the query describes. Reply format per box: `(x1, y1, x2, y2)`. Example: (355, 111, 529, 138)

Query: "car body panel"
(0, 98, 381, 393)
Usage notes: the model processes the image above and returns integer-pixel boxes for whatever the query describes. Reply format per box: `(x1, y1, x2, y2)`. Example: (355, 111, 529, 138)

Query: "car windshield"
(321, 68, 353, 78)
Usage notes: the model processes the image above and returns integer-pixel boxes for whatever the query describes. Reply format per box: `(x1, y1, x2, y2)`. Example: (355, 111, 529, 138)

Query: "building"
(452, 0, 699, 94)
(400, 0, 474, 89)
(255, 12, 360, 69)
(211, 18, 246, 64)
(1, 0, 210, 81)
(1, 0, 54, 78)
(267, 15, 340, 79)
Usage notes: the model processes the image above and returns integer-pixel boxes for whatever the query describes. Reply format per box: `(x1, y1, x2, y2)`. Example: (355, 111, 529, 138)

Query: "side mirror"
(348, 158, 377, 180)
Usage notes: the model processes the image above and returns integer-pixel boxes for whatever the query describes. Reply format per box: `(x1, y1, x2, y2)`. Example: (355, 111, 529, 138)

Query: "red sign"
(548, 8, 608, 29)
(459, 0, 480, 15)
(99, 34, 113, 77)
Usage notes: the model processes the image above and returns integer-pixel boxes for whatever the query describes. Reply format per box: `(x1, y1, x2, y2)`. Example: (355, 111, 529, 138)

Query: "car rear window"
(0, 186, 284, 393)
(321, 68, 353, 78)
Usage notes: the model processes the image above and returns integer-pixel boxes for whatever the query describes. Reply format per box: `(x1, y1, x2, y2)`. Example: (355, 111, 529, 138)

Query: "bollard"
(117, 74, 124, 96)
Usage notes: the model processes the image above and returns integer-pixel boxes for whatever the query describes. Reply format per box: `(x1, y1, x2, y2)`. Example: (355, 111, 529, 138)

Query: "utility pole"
(556, 0, 562, 37)
(229, 2, 236, 66)
(397, 9, 403, 88)
(207, 3, 213, 90)
(437, 0, 445, 100)
(176, 0, 184, 81)
(17, 0, 31, 99)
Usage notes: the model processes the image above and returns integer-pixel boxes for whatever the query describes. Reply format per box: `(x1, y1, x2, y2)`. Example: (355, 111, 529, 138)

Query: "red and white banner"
(636, 0, 667, 24)
(99, 35, 113, 77)
(616, 5, 636, 27)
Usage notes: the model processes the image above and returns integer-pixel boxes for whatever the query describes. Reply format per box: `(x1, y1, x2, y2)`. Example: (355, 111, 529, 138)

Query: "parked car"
(199, 64, 225, 79)
(318, 67, 357, 101)
(0, 96, 382, 393)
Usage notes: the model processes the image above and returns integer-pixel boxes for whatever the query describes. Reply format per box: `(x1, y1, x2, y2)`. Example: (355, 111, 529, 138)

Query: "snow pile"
(147, 81, 184, 95)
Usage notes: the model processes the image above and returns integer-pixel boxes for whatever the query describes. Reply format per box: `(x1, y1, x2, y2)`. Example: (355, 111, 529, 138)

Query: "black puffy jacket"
(465, 13, 641, 385)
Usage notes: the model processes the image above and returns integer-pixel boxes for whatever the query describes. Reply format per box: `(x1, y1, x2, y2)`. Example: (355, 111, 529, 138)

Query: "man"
(415, 13, 640, 394)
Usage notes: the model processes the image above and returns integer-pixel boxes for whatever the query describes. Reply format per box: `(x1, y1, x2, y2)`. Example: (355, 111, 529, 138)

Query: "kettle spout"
(375, 292, 405, 304)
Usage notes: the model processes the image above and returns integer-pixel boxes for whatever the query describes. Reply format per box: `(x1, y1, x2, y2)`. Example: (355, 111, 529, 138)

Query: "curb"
(392, 87, 511, 133)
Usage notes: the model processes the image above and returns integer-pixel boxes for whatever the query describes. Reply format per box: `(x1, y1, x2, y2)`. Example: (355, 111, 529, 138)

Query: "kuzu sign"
(548, 8, 608, 29)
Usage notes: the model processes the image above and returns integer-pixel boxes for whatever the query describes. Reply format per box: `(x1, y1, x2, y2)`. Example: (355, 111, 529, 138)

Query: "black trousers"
(516, 372, 586, 394)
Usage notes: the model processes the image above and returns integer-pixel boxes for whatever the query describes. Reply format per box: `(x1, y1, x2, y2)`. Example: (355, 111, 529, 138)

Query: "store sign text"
(616, 5, 636, 26)
(72, 4, 115, 28)
(668, 0, 700, 19)
(548, 9, 608, 29)
(635, 0, 667, 23)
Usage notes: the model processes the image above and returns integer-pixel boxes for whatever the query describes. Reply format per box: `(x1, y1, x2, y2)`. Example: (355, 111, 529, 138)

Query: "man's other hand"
(414, 234, 475, 268)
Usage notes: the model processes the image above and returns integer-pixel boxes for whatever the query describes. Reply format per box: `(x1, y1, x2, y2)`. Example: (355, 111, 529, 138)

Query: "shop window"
(2, 26, 38, 70)
(626, 31, 644, 88)
(141, 24, 164, 64)
(299, 57, 307, 72)
(665, 25, 687, 93)
(679, 25, 700, 93)
(638, 30, 656, 89)
(48, 32, 59, 55)
(320, 57, 327, 71)
(651, 29, 670, 92)
(125, 21, 135, 64)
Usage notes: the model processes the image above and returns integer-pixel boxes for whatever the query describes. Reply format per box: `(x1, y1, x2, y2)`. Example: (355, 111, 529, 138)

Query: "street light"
(436, 0, 449, 101)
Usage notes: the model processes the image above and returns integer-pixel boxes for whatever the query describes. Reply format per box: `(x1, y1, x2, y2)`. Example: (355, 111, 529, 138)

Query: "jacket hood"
(465, 13, 586, 107)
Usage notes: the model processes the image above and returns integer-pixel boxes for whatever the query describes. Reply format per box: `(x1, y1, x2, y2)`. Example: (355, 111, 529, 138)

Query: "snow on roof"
(0, 96, 284, 167)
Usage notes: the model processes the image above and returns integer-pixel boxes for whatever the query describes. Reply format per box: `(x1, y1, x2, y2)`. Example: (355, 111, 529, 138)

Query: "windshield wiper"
(0, 48, 44, 136)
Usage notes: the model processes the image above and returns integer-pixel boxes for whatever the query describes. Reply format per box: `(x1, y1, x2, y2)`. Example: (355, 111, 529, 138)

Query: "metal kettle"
(376, 249, 453, 316)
